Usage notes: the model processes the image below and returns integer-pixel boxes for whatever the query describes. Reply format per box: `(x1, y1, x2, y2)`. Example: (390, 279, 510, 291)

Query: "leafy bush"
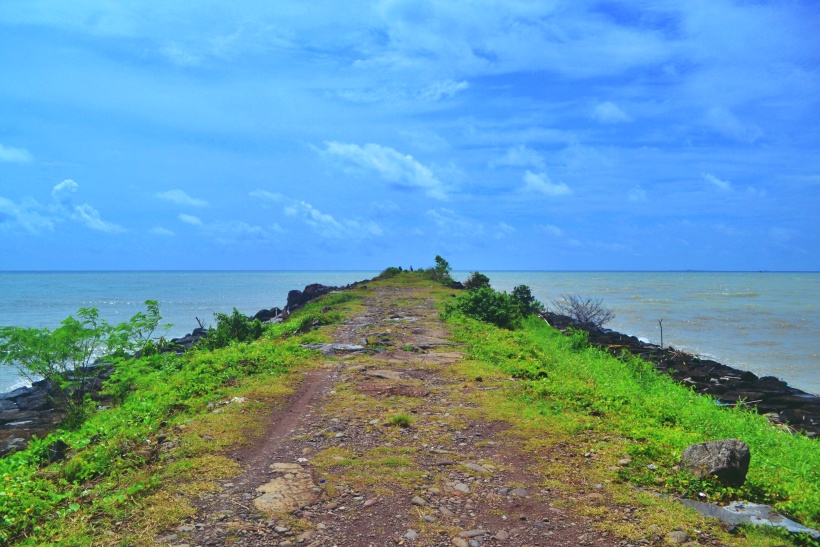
(551, 294, 615, 329)
(444, 286, 522, 330)
(0, 301, 165, 426)
(464, 271, 491, 291)
(198, 309, 264, 351)
(377, 266, 402, 279)
(511, 284, 544, 315)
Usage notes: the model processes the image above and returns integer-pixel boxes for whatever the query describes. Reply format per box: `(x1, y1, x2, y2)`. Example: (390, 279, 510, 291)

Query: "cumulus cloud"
(495, 222, 516, 240)
(323, 141, 447, 200)
(0, 143, 33, 163)
(591, 101, 632, 124)
(2, 179, 125, 234)
(71, 203, 126, 233)
(703, 173, 732, 191)
(51, 179, 79, 203)
(0, 196, 54, 233)
(178, 213, 203, 225)
(156, 189, 210, 208)
(522, 170, 571, 196)
(490, 145, 546, 170)
(249, 190, 287, 204)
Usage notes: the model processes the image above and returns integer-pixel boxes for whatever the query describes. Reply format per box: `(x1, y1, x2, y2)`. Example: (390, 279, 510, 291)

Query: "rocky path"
(159, 285, 634, 547)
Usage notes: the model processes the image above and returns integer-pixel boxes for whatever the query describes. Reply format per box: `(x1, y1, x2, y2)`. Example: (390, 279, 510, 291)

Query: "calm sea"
(0, 271, 817, 396)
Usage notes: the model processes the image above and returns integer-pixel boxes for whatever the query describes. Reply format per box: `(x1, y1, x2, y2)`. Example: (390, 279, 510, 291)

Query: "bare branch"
(551, 294, 615, 329)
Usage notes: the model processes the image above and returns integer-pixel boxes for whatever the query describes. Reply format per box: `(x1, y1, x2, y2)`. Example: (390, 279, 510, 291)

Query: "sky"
(1, 1, 818, 271)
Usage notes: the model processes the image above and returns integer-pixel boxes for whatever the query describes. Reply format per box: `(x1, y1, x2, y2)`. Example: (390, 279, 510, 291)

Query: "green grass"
(446, 312, 820, 533)
(0, 294, 357, 545)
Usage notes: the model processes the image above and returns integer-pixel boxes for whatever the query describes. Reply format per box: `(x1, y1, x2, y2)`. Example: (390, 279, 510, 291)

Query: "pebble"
(454, 483, 470, 494)
(495, 530, 510, 540)
(411, 496, 427, 506)
(404, 529, 419, 540)
(423, 515, 436, 522)
(458, 529, 486, 538)
(363, 498, 378, 507)
(510, 488, 528, 497)
(451, 538, 469, 547)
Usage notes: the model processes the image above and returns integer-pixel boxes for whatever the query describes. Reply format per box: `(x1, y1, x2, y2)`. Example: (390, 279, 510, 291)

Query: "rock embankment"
(539, 311, 820, 438)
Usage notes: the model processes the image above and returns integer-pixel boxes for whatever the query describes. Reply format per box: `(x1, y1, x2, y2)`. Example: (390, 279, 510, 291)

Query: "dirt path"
(161, 285, 629, 546)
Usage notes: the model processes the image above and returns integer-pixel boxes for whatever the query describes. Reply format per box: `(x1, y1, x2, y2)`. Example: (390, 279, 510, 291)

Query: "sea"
(1, 271, 817, 396)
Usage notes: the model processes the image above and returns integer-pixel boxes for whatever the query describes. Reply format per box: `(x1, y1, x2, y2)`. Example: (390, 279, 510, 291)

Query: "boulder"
(0, 400, 16, 411)
(253, 307, 282, 322)
(16, 392, 51, 411)
(680, 439, 750, 487)
(286, 284, 337, 311)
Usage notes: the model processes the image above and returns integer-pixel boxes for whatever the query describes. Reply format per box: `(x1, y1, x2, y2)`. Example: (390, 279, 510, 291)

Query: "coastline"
(2, 274, 818, 458)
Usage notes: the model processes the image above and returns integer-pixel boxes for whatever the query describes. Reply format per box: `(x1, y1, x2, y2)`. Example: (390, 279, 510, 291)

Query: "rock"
(411, 496, 427, 506)
(0, 386, 33, 400)
(363, 498, 377, 507)
(680, 439, 750, 487)
(665, 530, 689, 544)
(0, 400, 16, 411)
(495, 530, 510, 540)
(458, 529, 486, 538)
(253, 307, 282, 322)
(404, 529, 419, 540)
(465, 463, 490, 473)
(451, 538, 469, 547)
(47, 439, 69, 463)
(509, 488, 528, 497)
(454, 483, 470, 494)
(254, 463, 319, 515)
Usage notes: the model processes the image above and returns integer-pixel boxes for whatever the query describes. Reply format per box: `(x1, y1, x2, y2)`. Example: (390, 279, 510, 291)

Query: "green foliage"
(445, 312, 820, 531)
(444, 286, 523, 330)
(378, 266, 403, 279)
(389, 413, 413, 427)
(427, 254, 453, 285)
(198, 309, 264, 351)
(511, 284, 545, 315)
(464, 271, 491, 291)
(0, 301, 165, 426)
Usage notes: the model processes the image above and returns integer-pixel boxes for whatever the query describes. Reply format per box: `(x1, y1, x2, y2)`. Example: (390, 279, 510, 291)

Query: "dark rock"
(451, 281, 465, 289)
(16, 392, 51, 411)
(253, 307, 282, 322)
(0, 386, 34, 401)
(48, 439, 70, 463)
(0, 400, 17, 411)
(287, 284, 338, 311)
(0, 409, 43, 425)
(681, 439, 750, 487)
(286, 289, 304, 310)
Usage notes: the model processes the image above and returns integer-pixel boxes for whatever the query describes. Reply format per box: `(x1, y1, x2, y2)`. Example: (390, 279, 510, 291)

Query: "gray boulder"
(681, 439, 750, 487)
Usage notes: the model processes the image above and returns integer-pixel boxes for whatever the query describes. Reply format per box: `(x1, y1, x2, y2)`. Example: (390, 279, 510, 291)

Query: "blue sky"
(1, 1, 818, 271)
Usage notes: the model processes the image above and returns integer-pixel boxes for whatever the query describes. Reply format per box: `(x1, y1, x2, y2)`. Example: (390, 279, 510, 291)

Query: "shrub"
(0, 301, 164, 426)
(464, 272, 491, 291)
(432, 255, 453, 284)
(511, 284, 545, 315)
(551, 294, 615, 329)
(444, 287, 522, 330)
(389, 413, 413, 427)
(198, 309, 264, 350)
(378, 266, 402, 279)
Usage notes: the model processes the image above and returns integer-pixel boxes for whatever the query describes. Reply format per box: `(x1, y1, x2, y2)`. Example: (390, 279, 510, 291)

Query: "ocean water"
(0, 271, 817, 396)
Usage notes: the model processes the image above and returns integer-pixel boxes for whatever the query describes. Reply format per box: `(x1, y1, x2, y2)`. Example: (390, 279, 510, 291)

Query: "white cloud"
(71, 204, 126, 233)
(284, 200, 382, 239)
(0, 196, 54, 233)
(418, 79, 469, 101)
(249, 190, 287, 203)
(156, 189, 210, 208)
(150, 226, 175, 236)
(591, 101, 631, 124)
(51, 179, 79, 203)
(323, 141, 447, 200)
(703, 173, 732, 191)
(0, 144, 33, 163)
(178, 213, 203, 225)
(522, 170, 571, 196)
(490, 145, 546, 170)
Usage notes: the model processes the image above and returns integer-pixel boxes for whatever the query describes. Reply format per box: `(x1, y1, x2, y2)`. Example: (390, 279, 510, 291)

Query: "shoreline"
(3, 275, 817, 458)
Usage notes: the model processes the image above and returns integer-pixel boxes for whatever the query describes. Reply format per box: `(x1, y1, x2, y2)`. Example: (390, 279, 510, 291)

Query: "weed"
(389, 413, 413, 427)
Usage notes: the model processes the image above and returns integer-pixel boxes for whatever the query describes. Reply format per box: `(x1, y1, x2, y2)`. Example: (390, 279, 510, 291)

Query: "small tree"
(511, 285, 544, 315)
(464, 271, 491, 291)
(198, 309, 264, 351)
(444, 287, 523, 330)
(551, 294, 615, 329)
(0, 301, 164, 426)
(433, 255, 453, 283)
